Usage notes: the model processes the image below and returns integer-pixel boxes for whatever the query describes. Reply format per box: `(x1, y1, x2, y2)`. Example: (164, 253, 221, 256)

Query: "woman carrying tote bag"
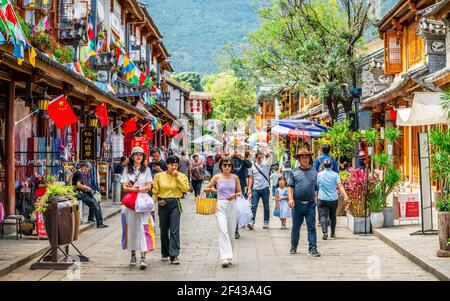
(203, 157, 242, 268)
(121, 146, 155, 270)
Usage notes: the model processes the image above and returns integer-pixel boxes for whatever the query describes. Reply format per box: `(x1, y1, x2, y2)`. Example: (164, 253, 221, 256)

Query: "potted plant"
(382, 126, 401, 227)
(369, 186, 385, 228)
(344, 168, 371, 234)
(35, 182, 79, 244)
(429, 127, 450, 257)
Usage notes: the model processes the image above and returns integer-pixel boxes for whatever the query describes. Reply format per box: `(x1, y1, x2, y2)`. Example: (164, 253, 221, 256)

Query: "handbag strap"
(254, 163, 270, 185)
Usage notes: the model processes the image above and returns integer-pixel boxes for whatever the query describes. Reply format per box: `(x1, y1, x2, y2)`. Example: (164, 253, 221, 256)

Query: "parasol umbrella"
(192, 134, 222, 145)
(248, 132, 270, 143)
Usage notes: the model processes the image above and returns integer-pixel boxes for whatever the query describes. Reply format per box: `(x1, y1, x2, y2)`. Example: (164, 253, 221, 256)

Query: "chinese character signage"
(397, 193, 420, 221)
(132, 137, 149, 157)
(81, 128, 97, 161)
(255, 114, 263, 131)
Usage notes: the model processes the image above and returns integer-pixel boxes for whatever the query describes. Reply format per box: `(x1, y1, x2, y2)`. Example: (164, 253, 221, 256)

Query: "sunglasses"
(222, 163, 232, 168)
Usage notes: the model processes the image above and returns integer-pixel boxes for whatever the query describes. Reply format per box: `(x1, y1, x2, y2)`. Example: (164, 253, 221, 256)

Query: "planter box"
(347, 212, 371, 234)
(383, 207, 395, 227)
(437, 211, 450, 257)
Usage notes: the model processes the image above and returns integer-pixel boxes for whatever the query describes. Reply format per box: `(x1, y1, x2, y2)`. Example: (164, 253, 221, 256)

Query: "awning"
(396, 92, 449, 126)
(270, 119, 327, 138)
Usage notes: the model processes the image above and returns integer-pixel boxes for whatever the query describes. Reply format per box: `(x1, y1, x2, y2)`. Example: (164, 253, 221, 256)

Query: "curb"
(0, 207, 121, 277)
(372, 229, 449, 281)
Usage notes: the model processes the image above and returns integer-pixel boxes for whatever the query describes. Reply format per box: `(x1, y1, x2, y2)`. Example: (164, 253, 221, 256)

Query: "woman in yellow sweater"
(152, 155, 190, 265)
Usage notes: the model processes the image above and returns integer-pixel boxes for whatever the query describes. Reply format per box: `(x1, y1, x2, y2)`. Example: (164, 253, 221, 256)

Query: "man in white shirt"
(247, 150, 273, 229)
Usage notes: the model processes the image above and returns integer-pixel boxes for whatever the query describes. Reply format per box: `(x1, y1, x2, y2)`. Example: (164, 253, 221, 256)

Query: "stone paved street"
(0, 193, 437, 281)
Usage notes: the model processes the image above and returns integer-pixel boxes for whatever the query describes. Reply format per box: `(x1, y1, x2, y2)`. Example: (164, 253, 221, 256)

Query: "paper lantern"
(38, 98, 50, 111)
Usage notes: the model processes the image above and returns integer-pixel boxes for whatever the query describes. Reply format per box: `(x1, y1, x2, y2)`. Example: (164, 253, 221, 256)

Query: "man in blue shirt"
(314, 144, 338, 172)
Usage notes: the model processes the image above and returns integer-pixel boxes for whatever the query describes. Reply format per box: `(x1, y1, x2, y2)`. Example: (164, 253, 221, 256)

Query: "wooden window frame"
(384, 31, 403, 74)
(407, 23, 424, 67)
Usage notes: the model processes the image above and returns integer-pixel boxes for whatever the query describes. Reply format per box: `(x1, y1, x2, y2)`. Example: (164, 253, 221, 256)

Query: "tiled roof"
(417, 0, 450, 17)
(417, 18, 446, 36)
(36, 50, 144, 116)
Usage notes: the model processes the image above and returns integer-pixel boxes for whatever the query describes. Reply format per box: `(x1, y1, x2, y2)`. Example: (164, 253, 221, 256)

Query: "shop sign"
(132, 137, 149, 157)
(397, 193, 420, 221)
(36, 199, 47, 239)
(81, 128, 97, 161)
(255, 114, 263, 131)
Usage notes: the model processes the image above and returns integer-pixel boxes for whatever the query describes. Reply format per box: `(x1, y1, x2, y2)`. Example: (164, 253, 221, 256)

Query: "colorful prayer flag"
(28, 46, 36, 67)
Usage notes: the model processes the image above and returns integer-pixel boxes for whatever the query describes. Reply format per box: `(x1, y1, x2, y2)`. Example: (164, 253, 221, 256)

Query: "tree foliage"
(228, 0, 379, 122)
(172, 72, 203, 91)
(202, 71, 257, 122)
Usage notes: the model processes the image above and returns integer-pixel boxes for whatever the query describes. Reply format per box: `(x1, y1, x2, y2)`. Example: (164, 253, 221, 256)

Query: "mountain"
(145, 0, 399, 75)
(144, 0, 262, 75)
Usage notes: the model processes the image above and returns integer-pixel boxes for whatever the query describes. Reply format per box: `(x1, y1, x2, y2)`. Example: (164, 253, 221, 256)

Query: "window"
(384, 32, 402, 74)
(407, 23, 424, 67)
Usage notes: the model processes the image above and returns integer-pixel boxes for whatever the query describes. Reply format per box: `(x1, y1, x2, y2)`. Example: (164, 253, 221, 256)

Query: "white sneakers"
(221, 259, 230, 268)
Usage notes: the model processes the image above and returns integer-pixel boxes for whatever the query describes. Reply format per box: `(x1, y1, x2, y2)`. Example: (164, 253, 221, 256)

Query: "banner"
(81, 128, 97, 161)
(255, 114, 263, 131)
(132, 137, 149, 157)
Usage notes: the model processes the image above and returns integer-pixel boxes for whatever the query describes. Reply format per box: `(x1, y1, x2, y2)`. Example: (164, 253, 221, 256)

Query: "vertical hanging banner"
(81, 128, 97, 160)
(255, 114, 263, 131)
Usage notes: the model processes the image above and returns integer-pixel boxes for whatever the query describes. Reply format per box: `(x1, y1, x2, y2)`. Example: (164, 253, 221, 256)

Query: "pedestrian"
(149, 147, 167, 178)
(247, 150, 272, 230)
(317, 158, 349, 240)
(72, 161, 108, 228)
(178, 151, 191, 181)
(339, 154, 350, 171)
(270, 165, 282, 200)
(190, 154, 204, 197)
(231, 150, 252, 239)
(205, 152, 215, 179)
(114, 156, 127, 175)
(152, 155, 190, 264)
(160, 146, 168, 160)
(358, 142, 366, 170)
(121, 147, 154, 270)
(287, 148, 321, 257)
(314, 144, 338, 172)
(275, 176, 291, 229)
(203, 157, 242, 268)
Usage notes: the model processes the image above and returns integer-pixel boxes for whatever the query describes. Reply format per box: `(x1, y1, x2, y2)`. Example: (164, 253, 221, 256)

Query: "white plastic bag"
(235, 195, 253, 227)
(135, 192, 155, 213)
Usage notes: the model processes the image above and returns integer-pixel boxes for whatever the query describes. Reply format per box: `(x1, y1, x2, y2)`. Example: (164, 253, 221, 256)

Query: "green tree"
(228, 0, 378, 123)
(172, 72, 203, 91)
(202, 70, 257, 121)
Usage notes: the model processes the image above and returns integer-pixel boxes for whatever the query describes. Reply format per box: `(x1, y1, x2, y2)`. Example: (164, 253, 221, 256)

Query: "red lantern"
(190, 108, 194, 112)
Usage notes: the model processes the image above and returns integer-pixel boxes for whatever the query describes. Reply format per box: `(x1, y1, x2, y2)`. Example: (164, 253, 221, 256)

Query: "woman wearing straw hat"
(153, 155, 190, 265)
(203, 157, 242, 268)
(121, 146, 154, 270)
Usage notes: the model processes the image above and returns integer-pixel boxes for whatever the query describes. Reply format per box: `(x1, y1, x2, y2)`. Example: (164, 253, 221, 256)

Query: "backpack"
(206, 157, 215, 169)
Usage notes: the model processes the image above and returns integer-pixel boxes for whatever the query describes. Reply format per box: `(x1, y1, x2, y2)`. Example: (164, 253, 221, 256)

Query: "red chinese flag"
(95, 103, 109, 127)
(144, 124, 152, 139)
(170, 127, 179, 137)
(389, 108, 397, 121)
(47, 95, 78, 129)
(151, 84, 157, 92)
(123, 117, 137, 134)
(162, 123, 171, 136)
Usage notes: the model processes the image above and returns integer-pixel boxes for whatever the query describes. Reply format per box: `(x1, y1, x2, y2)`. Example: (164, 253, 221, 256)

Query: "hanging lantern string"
(15, 109, 40, 126)
(135, 121, 151, 135)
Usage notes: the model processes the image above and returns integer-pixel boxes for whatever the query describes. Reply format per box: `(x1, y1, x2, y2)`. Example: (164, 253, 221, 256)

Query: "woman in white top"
(121, 146, 154, 270)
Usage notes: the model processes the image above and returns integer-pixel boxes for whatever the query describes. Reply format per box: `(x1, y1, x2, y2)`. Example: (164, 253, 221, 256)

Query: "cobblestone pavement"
(0, 193, 437, 281)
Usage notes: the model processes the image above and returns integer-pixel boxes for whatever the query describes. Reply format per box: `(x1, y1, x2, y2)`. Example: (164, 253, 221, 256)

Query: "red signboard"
(132, 137, 149, 157)
(36, 198, 47, 239)
(397, 193, 420, 220)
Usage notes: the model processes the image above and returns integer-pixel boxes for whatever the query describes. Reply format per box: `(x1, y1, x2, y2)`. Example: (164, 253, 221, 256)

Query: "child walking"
(275, 176, 291, 229)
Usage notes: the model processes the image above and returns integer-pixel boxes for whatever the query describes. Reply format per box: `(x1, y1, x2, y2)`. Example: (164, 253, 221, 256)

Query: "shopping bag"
(236, 196, 253, 227)
(273, 206, 280, 218)
(135, 193, 155, 213)
(0, 202, 4, 223)
(121, 192, 138, 211)
(196, 195, 217, 215)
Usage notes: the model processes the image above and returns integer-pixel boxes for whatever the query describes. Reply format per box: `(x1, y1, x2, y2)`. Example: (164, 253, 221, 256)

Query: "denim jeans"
(291, 200, 317, 251)
(251, 187, 270, 224)
(318, 200, 338, 234)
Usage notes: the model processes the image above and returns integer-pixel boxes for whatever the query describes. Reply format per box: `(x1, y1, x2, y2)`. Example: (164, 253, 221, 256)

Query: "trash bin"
(114, 174, 122, 204)
(43, 197, 75, 246)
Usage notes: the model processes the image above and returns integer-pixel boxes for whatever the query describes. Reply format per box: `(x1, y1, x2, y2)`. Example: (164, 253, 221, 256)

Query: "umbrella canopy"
(270, 119, 327, 138)
(192, 134, 222, 145)
(248, 132, 270, 143)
